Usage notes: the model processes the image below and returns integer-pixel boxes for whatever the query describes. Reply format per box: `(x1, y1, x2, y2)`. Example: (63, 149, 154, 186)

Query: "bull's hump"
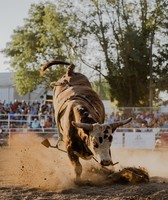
(68, 73, 92, 88)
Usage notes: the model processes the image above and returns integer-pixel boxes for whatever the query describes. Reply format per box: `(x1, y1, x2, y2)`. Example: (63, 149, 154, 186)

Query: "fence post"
(8, 113, 11, 147)
(122, 132, 125, 148)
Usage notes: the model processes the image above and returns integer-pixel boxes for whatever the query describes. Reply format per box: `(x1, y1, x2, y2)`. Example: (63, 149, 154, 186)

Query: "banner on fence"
(112, 132, 123, 148)
(112, 131, 156, 149)
(124, 132, 155, 149)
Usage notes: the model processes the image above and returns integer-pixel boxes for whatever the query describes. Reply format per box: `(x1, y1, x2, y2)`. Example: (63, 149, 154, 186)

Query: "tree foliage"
(62, 0, 168, 106)
(2, 0, 168, 106)
(2, 2, 76, 95)
(154, 14, 168, 92)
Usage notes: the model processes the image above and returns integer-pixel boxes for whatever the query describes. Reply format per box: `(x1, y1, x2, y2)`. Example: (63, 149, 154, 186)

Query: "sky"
(0, 0, 41, 72)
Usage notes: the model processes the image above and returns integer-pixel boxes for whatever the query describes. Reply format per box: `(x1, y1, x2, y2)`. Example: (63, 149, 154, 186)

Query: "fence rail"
(0, 113, 55, 128)
(0, 114, 168, 149)
(0, 127, 168, 149)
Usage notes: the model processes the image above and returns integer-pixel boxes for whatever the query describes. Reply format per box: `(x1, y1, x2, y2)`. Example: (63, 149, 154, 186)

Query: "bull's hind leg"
(67, 148, 82, 182)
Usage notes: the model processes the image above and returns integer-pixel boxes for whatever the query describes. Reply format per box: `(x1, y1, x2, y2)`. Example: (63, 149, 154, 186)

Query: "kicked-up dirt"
(0, 133, 168, 200)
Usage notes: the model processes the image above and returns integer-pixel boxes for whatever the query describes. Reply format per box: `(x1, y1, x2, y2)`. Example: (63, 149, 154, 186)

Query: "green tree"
(2, 0, 168, 106)
(154, 15, 168, 95)
(2, 2, 76, 95)
(61, 0, 167, 106)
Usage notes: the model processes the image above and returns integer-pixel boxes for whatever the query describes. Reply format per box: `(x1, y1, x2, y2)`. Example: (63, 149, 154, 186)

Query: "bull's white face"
(89, 123, 113, 166)
(72, 117, 132, 166)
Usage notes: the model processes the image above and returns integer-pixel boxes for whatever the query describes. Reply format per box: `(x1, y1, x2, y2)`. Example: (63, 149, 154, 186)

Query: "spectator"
(45, 116, 52, 128)
(107, 112, 115, 123)
(9, 108, 15, 119)
(0, 99, 168, 130)
(31, 118, 40, 130)
(10, 99, 19, 112)
(40, 115, 45, 132)
(144, 113, 152, 125)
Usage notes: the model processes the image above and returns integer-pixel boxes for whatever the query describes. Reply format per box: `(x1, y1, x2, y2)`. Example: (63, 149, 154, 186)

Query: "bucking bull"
(41, 61, 133, 182)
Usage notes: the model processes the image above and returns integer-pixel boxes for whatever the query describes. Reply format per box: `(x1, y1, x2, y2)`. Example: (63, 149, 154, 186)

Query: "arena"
(0, 132, 168, 200)
(0, 100, 168, 199)
(1, 0, 168, 199)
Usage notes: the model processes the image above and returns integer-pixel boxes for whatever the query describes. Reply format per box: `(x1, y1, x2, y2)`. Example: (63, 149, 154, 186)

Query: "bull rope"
(55, 141, 119, 166)
(49, 141, 67, 153)
(55, 144, 67, 153)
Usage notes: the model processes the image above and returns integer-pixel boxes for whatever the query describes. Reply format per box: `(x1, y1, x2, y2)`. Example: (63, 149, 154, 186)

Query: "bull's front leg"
(67, 146, 82, 182)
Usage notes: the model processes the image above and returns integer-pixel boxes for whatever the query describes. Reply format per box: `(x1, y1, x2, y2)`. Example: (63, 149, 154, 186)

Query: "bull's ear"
(50, 82, 56, 89)
(72, 121, 93, 131)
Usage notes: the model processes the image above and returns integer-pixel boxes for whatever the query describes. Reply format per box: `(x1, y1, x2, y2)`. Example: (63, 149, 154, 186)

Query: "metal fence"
(0, 114, 168, 148)
(0, 113, 55, 128)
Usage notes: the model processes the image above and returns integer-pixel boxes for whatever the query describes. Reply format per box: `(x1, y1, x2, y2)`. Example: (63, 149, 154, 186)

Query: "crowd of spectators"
(0, 99, 54, 130)
(0, 99, 168, 132)
(106, 110, 168, 130)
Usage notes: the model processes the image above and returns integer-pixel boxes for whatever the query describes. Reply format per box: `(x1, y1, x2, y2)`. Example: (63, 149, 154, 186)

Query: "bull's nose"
(100, 160, 112, 166)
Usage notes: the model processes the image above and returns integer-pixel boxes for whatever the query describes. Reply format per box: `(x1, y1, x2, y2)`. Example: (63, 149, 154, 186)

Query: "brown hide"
(42, 61, 132, 179)
(52, 71, 105, 125)
(52, 71, 105, 157)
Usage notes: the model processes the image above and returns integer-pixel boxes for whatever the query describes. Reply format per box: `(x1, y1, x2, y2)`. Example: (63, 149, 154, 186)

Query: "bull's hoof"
(89, 166, 114, 176)
(107, 167, 149, 184)
(74, 178, 94, 186)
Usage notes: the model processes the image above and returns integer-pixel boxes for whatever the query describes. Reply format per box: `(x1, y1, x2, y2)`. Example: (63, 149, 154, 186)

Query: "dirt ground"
(0, 133, 168, 200)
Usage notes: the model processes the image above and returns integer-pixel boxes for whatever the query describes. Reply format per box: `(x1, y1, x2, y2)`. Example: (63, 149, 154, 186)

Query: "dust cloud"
(0, 133, 168, 192)
(111, 148, 168, 178)
(0, 133, 75, 191)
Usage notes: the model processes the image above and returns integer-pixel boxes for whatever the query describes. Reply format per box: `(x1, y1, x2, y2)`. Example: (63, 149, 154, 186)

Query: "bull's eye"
(99, 137, 103, 143)
(108, 135, 113, 142)
(104, 134, 108, 139)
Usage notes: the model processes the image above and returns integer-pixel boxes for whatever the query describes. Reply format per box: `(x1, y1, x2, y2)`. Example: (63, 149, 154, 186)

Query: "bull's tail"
(40, 60, 75, 76)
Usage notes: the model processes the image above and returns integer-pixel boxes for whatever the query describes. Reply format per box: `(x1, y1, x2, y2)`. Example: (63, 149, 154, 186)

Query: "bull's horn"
(40, 60, 71, 76)
(110, 117, 132, 129)
(72, 121, 93, 131)
(66, 64, 75, 76)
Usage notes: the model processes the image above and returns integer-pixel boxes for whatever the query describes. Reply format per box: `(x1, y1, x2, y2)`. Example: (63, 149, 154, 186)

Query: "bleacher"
(0, 99, 168, 148)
